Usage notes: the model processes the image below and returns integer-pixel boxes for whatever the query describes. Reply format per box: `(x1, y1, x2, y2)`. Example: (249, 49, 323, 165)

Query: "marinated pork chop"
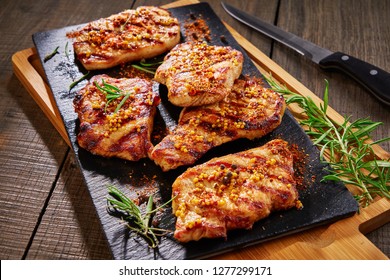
(68, 6, 180, 70)
(73, 74, 160, 161)
(172, 139, 301, 242)
(150, 77, 286, 171)
(154, 42, 244, 107)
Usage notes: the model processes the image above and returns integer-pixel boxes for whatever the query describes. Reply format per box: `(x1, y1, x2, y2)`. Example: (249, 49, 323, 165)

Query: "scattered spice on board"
(127, 175, 161, 205)
(290, 143, 309, 190)
(220, 35, 228, 44)
(184, 13, 211, 42)
(119, 63, 154, 80)
(125, 173, 168, 229)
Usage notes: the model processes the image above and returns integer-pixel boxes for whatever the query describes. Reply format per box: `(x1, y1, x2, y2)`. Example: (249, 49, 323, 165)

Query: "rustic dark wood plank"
(366, 223, 390, 258)
(0, 0, 136, 260)
(26, 153, 112, 260)
(0, 102, 67, 260)
(0, 1, 69, 259)
(1, 0, 389, 260)
(274, 0, 390, 256)
(275, 0, 390, 152)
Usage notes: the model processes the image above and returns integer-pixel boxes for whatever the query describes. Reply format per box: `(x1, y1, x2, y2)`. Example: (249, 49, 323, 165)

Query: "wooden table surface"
(1, 0, 389, 260)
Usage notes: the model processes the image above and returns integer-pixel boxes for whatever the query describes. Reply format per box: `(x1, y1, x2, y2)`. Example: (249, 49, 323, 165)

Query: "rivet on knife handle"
(319, 52, 390, 106)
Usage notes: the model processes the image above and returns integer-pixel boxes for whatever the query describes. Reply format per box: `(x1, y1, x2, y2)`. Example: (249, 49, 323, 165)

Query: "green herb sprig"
(265, 75, 390, 207)
(94, 79, 132, 113)
(43, 46, 59, 62)
(69, 71, 90, 90)
(107, 185, 175, 248)
(65, 42, 70, 60)
(131, 59, 163, 74)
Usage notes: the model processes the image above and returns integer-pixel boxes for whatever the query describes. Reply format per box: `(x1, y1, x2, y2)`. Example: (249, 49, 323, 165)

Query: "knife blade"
(221, 2, 390, 106)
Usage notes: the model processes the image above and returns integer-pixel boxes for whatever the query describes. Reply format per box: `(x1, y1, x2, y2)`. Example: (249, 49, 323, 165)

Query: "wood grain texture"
(26, 153, 112, 260)
(0, 0, 136, 260)
(274, 0, 390, 256)
(275, 0, 390, 152)
(2, 0, 390, 259)
(0, 78, 68, 260)
(0, 0, 71, 259)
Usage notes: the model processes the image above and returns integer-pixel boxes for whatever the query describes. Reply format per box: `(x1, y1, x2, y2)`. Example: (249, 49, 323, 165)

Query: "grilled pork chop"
(150, 77, 286, 171)
(172, 139, 301, 242)
(154, 42, 244, 107)
(67, 6, 180, 70)
(73, 74, 159, 161)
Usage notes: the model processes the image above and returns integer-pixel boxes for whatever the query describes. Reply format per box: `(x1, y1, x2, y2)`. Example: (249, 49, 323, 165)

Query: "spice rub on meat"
(150, 77, 286, 171)
(154, 42, 244, 107)
(68, 6, 180, 70)
(73, 74, 160, 161)
(172, 139, 301, 242)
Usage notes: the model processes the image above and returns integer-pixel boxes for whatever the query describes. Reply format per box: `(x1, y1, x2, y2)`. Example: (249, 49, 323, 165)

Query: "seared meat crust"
(154, 42, 244, 107)
(74, 74, 159, 161)
(150, 77, 286, 171)
(68, 6, 180, 70)
(172, 139, 300, 242)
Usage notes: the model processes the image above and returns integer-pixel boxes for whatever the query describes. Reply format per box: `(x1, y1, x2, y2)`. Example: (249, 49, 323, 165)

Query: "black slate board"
(32, 2, 358, 259)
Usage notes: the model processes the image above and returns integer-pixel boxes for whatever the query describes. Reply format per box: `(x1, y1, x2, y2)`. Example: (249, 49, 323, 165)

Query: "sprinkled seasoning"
(171, 139, 302, 242)
(66, 6, 180, 70)
(289, 143, 309, 191)
(119, 63, 155, 80)
(184, 13, 211, 42)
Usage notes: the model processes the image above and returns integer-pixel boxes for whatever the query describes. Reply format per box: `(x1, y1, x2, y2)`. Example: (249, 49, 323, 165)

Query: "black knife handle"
(319, 52, 390, 106)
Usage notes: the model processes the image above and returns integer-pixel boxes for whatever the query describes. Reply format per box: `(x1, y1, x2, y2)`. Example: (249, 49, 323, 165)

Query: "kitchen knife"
(221, 2, 390, 106)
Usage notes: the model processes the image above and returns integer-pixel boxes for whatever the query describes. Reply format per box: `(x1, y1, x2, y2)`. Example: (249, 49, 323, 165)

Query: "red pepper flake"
(184, 14, 211, 43)
(118, 63, 154, 80)
(289, 143, 309, 190)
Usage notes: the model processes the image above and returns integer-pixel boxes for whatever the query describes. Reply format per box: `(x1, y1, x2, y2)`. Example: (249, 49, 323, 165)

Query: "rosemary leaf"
(131, 64, 157, 75)
(44, 46, 59, 62)
(69, 71, 90, 90)
(372, 137, 390, 146)
(102, 81, 121, 92)
(139, 59, 163, 67)
(143, 195, 154, 230)
(130, 58, 163, 75)
(114, 93, 131, 114)
(65, 42, 70, 60)
(362, 160, 390, 168)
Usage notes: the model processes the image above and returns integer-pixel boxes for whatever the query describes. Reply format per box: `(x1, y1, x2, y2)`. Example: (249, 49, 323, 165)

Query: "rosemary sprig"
(94, 79, 133, 113)
(131, 59, 163, 74)
(107, 185, 175, 248)
(65, 42, 70, 60)
(69, 71, 90, 90)
(265, 75, 390, 207)
(44, 46, 59, 62)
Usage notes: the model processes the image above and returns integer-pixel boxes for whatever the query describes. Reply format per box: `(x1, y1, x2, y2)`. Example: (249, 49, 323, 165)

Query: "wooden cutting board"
(12, 0, 390, 259)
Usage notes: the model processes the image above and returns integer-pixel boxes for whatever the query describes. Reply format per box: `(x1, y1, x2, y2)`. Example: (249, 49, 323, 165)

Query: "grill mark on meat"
(154, 42, 244, 107)
(171, 139, 301, 242)
(150, 77, 286, 171)
(67, 6, 180, 70)
(74, 74, 159, 161)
